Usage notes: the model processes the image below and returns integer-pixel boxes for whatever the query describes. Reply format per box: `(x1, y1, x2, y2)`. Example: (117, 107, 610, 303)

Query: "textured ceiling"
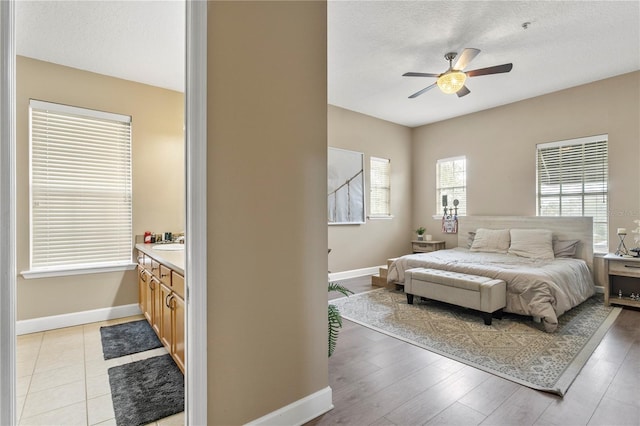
(329, 1, 640, 127)
(15, 1, 640, 128)
(16, 0, 185, 92)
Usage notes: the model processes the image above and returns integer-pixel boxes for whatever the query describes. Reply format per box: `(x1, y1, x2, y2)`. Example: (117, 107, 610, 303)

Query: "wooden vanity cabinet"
(172, 291, 185, 373)
(137, 248, 186, 373)
(149, 275, 162, 335)
(159, 282, 173, 348)
(171, 271, 185, 372)
(159, 271, 185, 373)
(138, 266, 150, 322)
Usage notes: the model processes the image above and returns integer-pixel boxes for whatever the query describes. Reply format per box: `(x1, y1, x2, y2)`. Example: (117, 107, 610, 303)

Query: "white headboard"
(457, 216, 594, 270)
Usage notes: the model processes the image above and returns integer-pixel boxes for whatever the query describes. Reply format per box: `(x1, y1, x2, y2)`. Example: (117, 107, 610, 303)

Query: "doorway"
(0, 1, 207, 424)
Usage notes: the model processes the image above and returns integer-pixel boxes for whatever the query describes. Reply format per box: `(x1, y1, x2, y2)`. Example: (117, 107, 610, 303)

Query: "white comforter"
(387, 248, 595, 332)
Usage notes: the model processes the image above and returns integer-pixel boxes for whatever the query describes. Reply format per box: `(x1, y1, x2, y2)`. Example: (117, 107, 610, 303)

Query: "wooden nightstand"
(604, 253, 640, 308)
(411, 240, 445, 254)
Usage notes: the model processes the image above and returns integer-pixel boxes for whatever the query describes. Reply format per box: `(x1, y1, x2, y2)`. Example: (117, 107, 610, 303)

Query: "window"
(369, 156, 391, 218)
(28, 100, 133, 274)
(436, 156, 466, 216)
(536, 135, 608, 252)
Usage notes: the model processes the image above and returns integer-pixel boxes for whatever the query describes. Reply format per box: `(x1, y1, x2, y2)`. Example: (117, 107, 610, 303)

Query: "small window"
(537, 135, 608, 252)
(29, 100, 133, 272)
(369, 156, 391, 218)
(436, 156, 466, 216)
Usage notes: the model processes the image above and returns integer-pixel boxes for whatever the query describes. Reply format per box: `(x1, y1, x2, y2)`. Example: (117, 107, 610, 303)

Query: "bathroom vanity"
(136, 243, 185, 373)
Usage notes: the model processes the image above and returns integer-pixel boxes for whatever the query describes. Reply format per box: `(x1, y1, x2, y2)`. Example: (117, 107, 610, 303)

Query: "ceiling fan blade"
(408, 83, 437, 98)
(453, 48, 480, 71)
(466, 63, 513, 77)
(403, 72, 440, 78)
(456, 85, 471, 97)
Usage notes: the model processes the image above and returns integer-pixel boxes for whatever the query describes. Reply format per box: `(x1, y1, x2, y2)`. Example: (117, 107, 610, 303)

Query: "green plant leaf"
(328, 282, 353, 357)
(328, 282, 354, 298)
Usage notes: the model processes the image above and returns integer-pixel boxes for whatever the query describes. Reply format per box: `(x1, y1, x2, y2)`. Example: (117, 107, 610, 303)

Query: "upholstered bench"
(405, 268, 506, 325)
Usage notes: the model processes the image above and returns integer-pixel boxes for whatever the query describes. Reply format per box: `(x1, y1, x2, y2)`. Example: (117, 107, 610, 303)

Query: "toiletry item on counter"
(144, 231, 151, 243)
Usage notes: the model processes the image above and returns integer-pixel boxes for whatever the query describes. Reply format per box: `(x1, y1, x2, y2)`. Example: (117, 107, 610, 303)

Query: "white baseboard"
(329, 266, 380, 282)
(245, 386, 333, 426)
(16, 303, 142, 335)
(594, 285, 604, 294)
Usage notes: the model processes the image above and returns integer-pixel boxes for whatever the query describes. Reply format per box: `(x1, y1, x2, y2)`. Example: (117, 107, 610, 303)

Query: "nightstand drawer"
(609, 260, 640, 277)
(411, 240, 445, 253)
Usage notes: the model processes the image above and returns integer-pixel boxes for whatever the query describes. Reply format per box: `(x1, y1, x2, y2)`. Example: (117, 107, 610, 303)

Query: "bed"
(387, 216, 596, 332)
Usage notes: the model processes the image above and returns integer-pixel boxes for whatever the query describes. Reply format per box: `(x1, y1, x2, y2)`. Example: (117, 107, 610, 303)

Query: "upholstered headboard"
(457, 216, 594, 271)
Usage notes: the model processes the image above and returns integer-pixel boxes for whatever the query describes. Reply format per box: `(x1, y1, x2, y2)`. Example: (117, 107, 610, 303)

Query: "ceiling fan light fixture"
(437, 71, 467, 94)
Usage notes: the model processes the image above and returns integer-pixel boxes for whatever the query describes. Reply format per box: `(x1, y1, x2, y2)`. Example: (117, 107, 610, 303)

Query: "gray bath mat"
(108, 354, 184, 426)
(100, 319, 163, 360)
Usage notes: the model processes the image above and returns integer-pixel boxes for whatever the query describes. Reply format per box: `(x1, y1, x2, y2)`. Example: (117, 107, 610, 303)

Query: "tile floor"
(16, 315, 184, 426)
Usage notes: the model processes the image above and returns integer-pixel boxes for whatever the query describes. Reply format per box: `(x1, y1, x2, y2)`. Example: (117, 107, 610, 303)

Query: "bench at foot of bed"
(405, 267, 506, 325)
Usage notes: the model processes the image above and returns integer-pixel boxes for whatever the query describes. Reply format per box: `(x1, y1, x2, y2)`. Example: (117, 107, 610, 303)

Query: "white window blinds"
(537, 135, 608, 252)
(29, 100, 133, 270)
(436, 156, 466, 215)
(370, 156, 391, 217)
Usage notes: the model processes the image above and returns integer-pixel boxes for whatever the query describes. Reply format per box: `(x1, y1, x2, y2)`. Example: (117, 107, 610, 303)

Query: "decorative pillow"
(470, 228, 510, 253)
(508, 228, 554, 260)
(467, 231, 476, 248)
(553, 239, 580, 258)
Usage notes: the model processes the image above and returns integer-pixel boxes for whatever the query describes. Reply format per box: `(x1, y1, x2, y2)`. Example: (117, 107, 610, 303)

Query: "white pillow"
(508, 229, 554, 260)
(470, 228, 510, 253)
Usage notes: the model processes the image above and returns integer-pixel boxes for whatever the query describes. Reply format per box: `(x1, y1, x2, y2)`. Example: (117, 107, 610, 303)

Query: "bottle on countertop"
(144, 231, 151, 244)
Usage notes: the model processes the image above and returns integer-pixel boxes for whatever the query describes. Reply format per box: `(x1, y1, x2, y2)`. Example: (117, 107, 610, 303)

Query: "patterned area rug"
(331, 288, 621, 396)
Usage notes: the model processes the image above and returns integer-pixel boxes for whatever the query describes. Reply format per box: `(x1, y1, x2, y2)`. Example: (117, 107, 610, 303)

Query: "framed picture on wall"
(328, 147, 365, 225)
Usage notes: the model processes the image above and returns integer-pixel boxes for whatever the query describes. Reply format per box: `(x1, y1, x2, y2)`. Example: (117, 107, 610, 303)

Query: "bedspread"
(387, 248, 595, 332)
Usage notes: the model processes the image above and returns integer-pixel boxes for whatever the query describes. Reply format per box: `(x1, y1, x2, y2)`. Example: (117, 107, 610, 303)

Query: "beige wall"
(328, 105, 413, 272)
(16, 56, 184, 320)
(207, 1, 328, 424)
(412, 71, 640, 254)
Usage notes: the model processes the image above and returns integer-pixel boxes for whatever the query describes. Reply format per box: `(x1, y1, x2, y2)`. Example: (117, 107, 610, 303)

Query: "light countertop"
(135, 243, 185, 275)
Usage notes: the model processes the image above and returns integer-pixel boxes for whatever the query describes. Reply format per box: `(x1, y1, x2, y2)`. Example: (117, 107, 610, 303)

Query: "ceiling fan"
(403, 48, 513, 98)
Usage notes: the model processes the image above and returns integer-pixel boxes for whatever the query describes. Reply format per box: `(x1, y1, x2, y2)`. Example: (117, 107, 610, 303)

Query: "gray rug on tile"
(108, 354, 184, 426)
(100, 319, 163, 360)
(331, 288, 621, 396)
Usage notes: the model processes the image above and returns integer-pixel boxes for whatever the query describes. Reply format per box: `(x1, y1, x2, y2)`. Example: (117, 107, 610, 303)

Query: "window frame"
(536, 134, 609, 253)
(23, 99, 135, 278)
(368, 156, 392, 219)
(434, 155, 467, 218)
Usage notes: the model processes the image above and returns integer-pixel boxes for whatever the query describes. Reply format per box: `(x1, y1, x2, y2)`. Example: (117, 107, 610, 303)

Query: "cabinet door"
(159, 283, 173, 348)
(172, 294, 186, 373)
(145, 274, 157, 326)
(149, 276, 162, 335)
(138, 267, 149, 317)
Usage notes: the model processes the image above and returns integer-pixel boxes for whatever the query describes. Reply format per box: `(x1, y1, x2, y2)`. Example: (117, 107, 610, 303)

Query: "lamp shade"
(437, 71, 467, 94)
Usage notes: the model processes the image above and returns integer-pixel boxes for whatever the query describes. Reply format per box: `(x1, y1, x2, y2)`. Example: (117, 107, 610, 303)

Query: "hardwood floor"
(314, 276, 640, 426)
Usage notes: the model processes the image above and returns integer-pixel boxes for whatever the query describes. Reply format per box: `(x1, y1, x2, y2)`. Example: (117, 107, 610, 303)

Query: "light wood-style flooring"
(312, 276, 640, 426)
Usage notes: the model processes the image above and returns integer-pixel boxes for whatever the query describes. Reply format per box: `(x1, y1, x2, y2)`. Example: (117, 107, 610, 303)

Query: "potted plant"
(328, 282, 353, 357)
(416, 227, 426, 240)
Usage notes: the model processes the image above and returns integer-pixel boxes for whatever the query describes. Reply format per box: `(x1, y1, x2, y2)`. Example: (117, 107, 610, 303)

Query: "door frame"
(185, 0, 208, 423)
(0, 0, 17, 424)
(0, 1, 208, 424)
